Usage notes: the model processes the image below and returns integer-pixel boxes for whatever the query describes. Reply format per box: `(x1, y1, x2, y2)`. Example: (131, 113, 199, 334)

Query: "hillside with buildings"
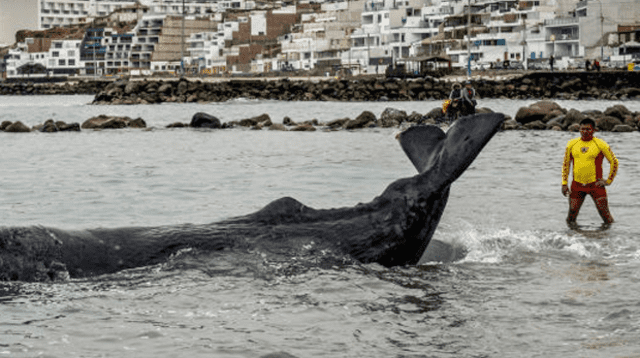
(1, 0, 639, 80)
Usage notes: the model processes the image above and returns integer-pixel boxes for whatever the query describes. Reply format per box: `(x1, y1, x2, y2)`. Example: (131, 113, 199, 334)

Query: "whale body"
(0, 113, 504, 282)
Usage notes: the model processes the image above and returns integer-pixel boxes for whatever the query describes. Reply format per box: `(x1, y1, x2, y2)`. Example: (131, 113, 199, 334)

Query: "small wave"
(432, 223, 607, 265)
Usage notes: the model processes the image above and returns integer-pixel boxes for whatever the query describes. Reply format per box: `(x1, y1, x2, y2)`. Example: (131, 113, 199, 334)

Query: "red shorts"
(570, 181, 607, 199)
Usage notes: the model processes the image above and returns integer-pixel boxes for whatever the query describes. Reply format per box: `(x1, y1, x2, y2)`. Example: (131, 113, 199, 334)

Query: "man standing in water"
(562, 118, 618, 226)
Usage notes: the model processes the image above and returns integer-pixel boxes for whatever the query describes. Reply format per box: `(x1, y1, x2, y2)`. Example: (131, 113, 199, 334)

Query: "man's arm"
(596, 138, 619, 185)
(562, 140, 574, 196)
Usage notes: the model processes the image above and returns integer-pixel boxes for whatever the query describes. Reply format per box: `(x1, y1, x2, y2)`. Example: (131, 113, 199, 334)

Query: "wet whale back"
(1, 113, 505, 282)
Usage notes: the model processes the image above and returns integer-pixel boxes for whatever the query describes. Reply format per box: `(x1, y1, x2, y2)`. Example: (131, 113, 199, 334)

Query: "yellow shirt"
(562, 137, 618, 185)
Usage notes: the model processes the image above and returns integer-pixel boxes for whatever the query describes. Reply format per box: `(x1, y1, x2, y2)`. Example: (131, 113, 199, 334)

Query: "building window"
(59, 59, 66, 66)
(49, 59, 56, 67)
(67, 50, 75, 57)
(52, 51, 59, 57)
(68, 59, 75, 66)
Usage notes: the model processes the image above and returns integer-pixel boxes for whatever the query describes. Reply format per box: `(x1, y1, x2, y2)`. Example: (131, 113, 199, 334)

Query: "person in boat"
(446, 82, 463, 121)
(561, 118, 619, 226)
(460, 80, 477, 116)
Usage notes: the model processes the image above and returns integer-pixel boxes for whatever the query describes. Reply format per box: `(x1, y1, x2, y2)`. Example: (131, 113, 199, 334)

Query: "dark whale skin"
(0, 113, 504, 281)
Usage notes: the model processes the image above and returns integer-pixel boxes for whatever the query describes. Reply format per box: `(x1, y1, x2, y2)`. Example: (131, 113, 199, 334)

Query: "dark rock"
(524, 120, 547, 130)
(567, 123, 580, 132)
(327, 118, 349, 128)
(1, 121, 12, 131)
(620, 87, 640, 97)
(39, 119, 59, 132)
(406, 111, 423, 123)
(344, 111, 376, 129)
(166, 122, 188, 128)
(124, 81, 142, 95)
(128, 118, 147, 128)
(562, 109, 587, 128)
(623, 115, 640, 129)
(240, 113, 270, 127)
(81, 115, 140, 129)
(4, 121, 31, 132)
(283, 116, 296, 126)
(611, 124, 634, 132)
(379, 108, 407, 127)
(515, 100, 563, 124)
(290, 124, 316, 131)
(176, 80, 188, 95)
(603, 104, 632, 121)
(58, 122, 81, 131)
(595, 116, 623, 132)
(190, 112, 221, 128)
(502, 119, 519, 130)
(546, 115, 565, 129)
(425, 107, 444, 119)
(476, 107, 494, 114)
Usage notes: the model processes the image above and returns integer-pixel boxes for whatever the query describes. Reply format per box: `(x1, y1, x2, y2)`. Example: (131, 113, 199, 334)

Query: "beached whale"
(0, 113, 504, 282)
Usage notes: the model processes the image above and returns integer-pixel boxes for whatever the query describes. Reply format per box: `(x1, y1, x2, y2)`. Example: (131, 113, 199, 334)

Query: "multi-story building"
(224, 7, 300, 73)
(4, 37, 82, 78)
(0, 0, 249, 48)
(40, 0, 141, 29)
(129, 14, 219, 74)
(573, 0, 640, 60)
(349, 0, 394, 74)
(186, 31, 226, 73)
(280, 0, 364, 72)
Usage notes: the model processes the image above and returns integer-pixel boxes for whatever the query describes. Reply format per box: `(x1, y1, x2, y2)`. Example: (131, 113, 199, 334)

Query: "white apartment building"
(280, 0, 363, 72)
(40, 0, 142, 29)
(0, 0, 249, 48)
(4, 37, 82, 78)
(348, 0, 396, 74)
(186, 31, 226, 73)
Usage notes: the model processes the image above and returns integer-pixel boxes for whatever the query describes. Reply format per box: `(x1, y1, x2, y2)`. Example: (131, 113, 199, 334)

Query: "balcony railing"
(544, 17, 579, 26)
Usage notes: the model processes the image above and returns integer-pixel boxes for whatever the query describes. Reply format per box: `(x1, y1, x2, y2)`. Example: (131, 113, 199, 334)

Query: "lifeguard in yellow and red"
(561, 118, 619, 226)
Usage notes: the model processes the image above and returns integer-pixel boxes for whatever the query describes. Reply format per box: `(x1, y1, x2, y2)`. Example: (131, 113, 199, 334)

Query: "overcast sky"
(0, 0, 39, 46)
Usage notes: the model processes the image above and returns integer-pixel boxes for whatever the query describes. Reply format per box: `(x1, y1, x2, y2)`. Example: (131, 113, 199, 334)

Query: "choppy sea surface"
(2, 96, 640, 358)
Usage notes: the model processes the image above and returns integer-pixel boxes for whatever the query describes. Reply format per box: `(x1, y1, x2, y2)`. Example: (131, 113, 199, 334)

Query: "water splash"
(431, 222, 608, 265)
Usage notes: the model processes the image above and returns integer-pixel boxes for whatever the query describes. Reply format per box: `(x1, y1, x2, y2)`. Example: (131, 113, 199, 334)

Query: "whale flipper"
(400, 113, 504, 184)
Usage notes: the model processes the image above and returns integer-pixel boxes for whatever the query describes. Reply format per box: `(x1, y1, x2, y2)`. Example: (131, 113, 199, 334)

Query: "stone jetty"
(88, 72, 640, 105)
(0, 80, 106, 96)
(2, 72, 640, 102)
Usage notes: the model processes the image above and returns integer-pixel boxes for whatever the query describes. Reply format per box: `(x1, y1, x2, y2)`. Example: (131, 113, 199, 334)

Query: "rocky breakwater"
(505, 100, 640, 132)
(0, 80, 107, 95)
(92, 77, 459, 104)
(3, 103, 638, 134)
(479, 72, 640, 100)
(0, 115, 146, 133)
(181, 107, 495, 132)
(91, 72, 640, 105)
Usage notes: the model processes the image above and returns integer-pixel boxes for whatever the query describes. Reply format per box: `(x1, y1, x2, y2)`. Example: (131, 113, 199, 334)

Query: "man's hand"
(562, 184, 570, 197)
(595, 179, 608, 187)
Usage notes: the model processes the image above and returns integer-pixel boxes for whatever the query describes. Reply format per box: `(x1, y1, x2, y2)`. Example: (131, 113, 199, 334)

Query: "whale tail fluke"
(399, 113, 505, 185)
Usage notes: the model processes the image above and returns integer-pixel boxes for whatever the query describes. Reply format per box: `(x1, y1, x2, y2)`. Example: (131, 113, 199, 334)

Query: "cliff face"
(14, 21, 136, 44)
(15, 27, 87, 43)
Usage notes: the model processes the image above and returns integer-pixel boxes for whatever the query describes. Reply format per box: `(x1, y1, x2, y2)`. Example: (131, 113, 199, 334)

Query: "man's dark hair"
(580, 118, 596, 127)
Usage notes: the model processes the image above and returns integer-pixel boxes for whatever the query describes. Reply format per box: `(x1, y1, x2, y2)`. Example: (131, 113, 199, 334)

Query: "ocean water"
(1, 96, 640, 358)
